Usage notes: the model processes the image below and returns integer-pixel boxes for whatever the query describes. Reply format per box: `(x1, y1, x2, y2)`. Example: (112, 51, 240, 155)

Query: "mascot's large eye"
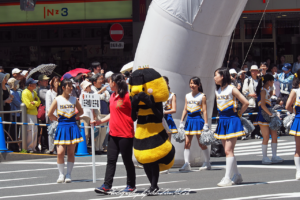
(130, 89, 131, 92)
(142, 87, 145, 91)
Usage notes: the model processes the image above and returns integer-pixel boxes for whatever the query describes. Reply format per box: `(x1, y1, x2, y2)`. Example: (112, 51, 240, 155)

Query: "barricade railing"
(0, 103, 27, 150)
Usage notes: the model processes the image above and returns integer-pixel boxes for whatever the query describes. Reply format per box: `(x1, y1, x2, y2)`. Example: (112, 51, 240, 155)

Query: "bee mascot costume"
(129, 66, 175, 193)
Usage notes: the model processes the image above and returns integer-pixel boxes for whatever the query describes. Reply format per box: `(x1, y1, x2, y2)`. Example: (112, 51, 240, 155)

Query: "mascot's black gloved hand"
(131, 95, 140, 121)
(138, 92, 163, 119)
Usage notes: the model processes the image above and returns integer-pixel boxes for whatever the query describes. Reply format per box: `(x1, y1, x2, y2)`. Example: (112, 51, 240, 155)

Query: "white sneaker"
(199, 162, 211, 171)
(134, 164, 143, 169)
(57, 174, 65, 183)
(231, 173, 243, 185)
(296, 171, 300, 180)
(255, 135, 261, 139)
(262, 157, 272, 165)
(38, 144, 42, 151)
(65, 174, 72, 183)
(179, 162, 191, 171)
(217, 177, 232, 187)
(271, 156, 284, 163)
(160, 170, 169, 174)
(241, 136, 247, 140)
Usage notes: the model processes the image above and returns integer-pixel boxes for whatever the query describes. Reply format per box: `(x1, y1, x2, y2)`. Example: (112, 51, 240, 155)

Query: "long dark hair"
(189, 76, 203, 93)
(255, 74, 274, 96)
(111, 73, 127, 98)
(57, 78, 73, 96)
(292, 69, 300, 89)
(214, 67, 231, 90)
(163, 76, 170, 91)
(50, 76, 60, 90)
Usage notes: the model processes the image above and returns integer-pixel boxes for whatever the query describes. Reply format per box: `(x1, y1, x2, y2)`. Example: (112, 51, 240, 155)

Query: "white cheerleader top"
(292, 88, 300, 114)
(215, 85, 237, 112)
(258, 88, 271, 107)
(164, 92, 175, 111)
(186, 92, 204, 113)
(56, 95, 76, 118)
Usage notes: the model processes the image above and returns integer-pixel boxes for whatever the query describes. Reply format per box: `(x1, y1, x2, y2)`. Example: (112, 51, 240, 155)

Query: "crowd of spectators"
(0, 61, 128, 153)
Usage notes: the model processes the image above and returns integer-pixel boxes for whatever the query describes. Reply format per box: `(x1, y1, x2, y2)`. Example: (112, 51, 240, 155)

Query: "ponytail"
(57, 78, 73, 96)
(163, 76, 170, 91)
(255, 74, 274, 96)
(292, 68, 300, 89)
(111, 73, 127, 98)
(189, 76, 203, 93)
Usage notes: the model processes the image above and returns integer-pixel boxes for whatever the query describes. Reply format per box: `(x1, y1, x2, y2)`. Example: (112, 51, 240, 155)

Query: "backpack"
(37, 104, 46, 121)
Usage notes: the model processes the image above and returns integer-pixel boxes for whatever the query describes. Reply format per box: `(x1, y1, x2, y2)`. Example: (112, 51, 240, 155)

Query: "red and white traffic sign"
(110, 23, 124, 42)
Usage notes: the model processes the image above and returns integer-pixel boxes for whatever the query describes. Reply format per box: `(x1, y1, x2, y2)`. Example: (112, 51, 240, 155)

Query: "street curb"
(0, 152, 56, 162)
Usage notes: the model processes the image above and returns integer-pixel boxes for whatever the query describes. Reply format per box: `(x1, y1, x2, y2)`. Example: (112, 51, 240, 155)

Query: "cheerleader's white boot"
(296, 171, 300, 180)
(231, 174, 243, 185)
(199, 162, 211, 171)
(57, 174, 65, 183)
(179, 162, 191, 171)
(217, 177, 232, 187)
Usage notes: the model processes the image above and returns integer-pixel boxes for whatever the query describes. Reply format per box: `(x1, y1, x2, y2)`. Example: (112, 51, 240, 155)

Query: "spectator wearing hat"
(37, 74, 50, 152)
(7, 78, 21, 152)
(242, 65, 261, 139)
(21, 70, 29, 78)
(79, 80, 95, 146)
(21, 78, 41, 153)
(277, 63, 294, 105)
(12, 68, 22, 80)
(0, 66, 4, 73)
(104, 71, 113, 95)
(91, 62, 101, 75)
(229, 69, 241, 90)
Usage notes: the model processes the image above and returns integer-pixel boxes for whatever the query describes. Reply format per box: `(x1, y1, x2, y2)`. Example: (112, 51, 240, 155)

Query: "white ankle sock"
(184, 149, 190, 163)
(225, 157, 235, 179)
(262, 144, 268, 158)
(66, 162, 74, 176)
(271, 143, 277, 157)
(203, 149, 210, 163)
(231, 157, 239, 176)
(57, 163, 64, 175)
(295, 157, 300, 172)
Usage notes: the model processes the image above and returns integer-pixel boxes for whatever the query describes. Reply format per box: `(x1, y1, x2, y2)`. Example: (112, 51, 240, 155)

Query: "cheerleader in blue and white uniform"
(285, 70, 300, 180)
(163, 76, 178, 141)
(214, 68, 249, 187)
(48, 78, 84, 183)
(255, 74, 283, 165)
(179, 77, 211, 172)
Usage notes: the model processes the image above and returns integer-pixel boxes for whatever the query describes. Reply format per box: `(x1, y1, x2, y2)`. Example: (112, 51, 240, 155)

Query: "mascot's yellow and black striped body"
(129, 67, 175, 172)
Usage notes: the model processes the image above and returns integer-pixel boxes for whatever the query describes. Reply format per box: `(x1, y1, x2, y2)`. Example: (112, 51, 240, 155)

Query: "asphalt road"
(1, 135, 299, 200)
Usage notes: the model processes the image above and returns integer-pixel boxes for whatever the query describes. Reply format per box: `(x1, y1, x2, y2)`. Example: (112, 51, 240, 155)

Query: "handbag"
(37, 104, 46, 121)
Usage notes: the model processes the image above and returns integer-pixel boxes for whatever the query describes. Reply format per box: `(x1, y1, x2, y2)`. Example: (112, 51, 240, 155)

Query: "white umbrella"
(120, 61, 134, 73)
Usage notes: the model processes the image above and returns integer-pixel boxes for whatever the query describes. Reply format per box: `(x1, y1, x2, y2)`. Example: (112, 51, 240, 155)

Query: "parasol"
(60, 68, 91, 81)
(26, 64, 57, 80)
(120, 61, 134, 73)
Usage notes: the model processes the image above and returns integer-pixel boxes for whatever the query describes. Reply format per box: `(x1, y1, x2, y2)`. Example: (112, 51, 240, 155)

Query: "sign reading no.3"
(44, 7, 68, 19)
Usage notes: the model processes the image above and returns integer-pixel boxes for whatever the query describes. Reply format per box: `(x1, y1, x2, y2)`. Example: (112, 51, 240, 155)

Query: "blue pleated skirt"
(214, 110, 245, 140)
(164, 114, 178, 134)
(54, 121, 83, 145)
(289, 116, 300, 136)
(184, 113, 204, 135)
(255, 112, 269, 127)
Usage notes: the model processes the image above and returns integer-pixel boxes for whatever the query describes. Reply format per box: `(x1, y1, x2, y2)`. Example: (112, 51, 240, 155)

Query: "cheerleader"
(255, 74, 283, 165)
(163, 76, 178, 140)
(285, 69, 300, 180)
(214, 68, 249, 187)
(179, 77, 211, 172)
(48, 78, 84, 183)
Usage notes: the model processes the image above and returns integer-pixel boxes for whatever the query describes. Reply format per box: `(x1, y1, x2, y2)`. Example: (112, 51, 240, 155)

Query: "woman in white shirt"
(45, 76, 60, 154)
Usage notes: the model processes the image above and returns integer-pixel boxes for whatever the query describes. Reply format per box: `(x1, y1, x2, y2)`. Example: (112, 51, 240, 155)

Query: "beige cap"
(105, 71, 113, 79)
(250, 65, 259, 71)
(12, 68, 21, 74)
(7, 78, 20, 89)
(80, 80, 92, 90)
(38, 74, 50, 81)
(229, 69, 237, 74)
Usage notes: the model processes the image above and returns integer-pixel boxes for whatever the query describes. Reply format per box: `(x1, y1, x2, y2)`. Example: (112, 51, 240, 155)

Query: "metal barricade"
(0, 103, 27, 151)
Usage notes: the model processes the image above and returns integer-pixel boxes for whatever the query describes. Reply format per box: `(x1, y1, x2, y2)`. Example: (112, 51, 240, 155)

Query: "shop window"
(63, 29, 81, 39)
(244, 42, 274, 64)
(245, 20, 273, 39)
(0, 31, 11, 41)
(41, 29, 59, 40)
(15, 30, 37, 41)
(277, 20, 300, 35)
(85, 28, 101, 38)
(224, 42, 242, 68)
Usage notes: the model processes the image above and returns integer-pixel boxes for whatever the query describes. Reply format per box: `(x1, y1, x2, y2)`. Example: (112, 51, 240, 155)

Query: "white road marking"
(2, 162, 123, 165)
(235, 140, 285, 147)
(235, 148, 296, 156)
(234, 145, 295, 153)
(0, 177, 42, 182)
(0, 181, 184, 199)
(234, 142, 294, 150)
(221, 192, 300, 200)
(211, 165, 296, 170)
